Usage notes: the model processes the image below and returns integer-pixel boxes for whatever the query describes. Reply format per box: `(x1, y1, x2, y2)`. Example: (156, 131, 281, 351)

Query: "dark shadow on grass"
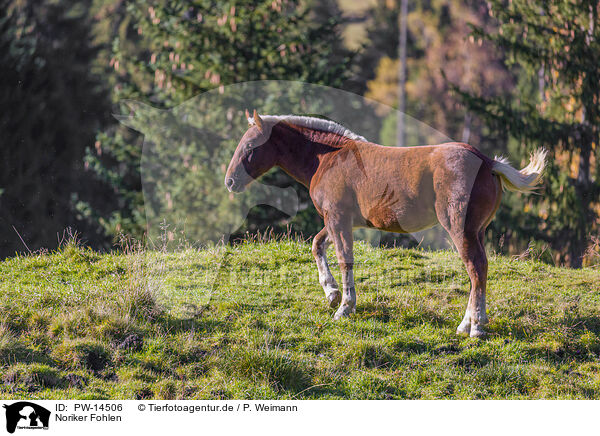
(0, 345, 56, 367)
(397, 308, 453, 329)
(357, 301, 393, 323)
(158, 311, 232, 335)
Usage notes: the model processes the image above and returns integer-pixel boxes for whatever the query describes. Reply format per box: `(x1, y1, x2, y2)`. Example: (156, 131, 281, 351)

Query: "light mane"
(248, 115, 368, 142)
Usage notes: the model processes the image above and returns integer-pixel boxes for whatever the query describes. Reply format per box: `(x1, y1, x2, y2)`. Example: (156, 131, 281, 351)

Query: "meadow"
(1, 237, 600, 400)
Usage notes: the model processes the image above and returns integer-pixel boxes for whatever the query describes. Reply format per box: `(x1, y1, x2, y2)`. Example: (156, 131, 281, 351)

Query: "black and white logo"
(3, 402, 50, 434)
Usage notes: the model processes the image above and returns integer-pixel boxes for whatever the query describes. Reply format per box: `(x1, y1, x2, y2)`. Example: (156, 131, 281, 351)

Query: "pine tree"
(0, 0, 110, 256)
(454, 0, 599, 266)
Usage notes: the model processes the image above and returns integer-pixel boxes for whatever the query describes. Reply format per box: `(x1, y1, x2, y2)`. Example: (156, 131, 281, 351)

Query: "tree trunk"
(461, 112, 472, 144)
(396, 0, 408, 147)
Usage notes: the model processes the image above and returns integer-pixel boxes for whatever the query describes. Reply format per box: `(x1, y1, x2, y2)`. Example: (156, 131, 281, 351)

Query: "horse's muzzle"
(225, 177, 244, 193)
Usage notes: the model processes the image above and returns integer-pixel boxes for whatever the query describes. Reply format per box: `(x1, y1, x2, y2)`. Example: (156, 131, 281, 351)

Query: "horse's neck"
(270, 123, 337, 188)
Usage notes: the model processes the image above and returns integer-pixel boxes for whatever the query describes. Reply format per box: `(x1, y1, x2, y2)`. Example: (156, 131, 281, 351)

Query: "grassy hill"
(1, 238, 600, 400)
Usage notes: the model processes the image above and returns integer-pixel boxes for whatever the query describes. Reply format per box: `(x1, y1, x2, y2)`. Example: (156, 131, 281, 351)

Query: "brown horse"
(225, 110, 546, 338)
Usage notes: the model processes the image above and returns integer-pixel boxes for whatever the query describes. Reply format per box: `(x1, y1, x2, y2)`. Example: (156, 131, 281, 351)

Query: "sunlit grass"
(0, 238, 599, 399)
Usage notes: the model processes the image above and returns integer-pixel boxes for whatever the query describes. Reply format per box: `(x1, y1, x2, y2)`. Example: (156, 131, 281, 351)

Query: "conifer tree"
(0, 0, 110, 256)
(454, 0, 599, 266)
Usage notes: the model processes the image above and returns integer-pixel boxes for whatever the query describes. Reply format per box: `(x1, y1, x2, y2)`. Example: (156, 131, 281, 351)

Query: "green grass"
(1, 238, 600, 399)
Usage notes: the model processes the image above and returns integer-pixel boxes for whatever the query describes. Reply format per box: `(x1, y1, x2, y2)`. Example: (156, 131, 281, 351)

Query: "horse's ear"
(253, 109, 264, 132)
(245, 109, 251, 125)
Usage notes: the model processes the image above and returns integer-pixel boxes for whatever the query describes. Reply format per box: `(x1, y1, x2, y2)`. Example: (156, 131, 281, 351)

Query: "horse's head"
(225, 110, 277, 192)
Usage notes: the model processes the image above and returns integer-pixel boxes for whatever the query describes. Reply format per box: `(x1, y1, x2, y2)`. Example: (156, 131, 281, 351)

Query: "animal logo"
(3, 402, 50, 434)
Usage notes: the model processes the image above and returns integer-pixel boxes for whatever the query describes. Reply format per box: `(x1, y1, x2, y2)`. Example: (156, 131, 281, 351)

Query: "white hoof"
(326, 291, 342, 308)
(333, 304, 355, 320)
(456, 321, 471, 336)
(470, 325, 486, 339)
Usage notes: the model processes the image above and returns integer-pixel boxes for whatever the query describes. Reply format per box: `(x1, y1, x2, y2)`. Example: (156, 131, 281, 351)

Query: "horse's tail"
(491, 148, 547, 193)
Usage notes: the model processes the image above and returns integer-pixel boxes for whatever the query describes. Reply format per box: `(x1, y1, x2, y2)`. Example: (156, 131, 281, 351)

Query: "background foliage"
(0, 0, 110, 254)
(0, 0, 598, 266)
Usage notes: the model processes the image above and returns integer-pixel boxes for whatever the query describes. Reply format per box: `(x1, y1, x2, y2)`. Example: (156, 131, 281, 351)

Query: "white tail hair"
(492, 149, 547, 193)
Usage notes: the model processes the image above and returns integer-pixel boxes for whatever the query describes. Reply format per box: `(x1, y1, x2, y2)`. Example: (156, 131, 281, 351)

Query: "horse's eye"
(246, 142, 253, 150)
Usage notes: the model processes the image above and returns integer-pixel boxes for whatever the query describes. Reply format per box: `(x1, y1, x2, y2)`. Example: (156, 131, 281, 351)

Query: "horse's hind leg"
(435, 157, 499, 338)
(453, 230, 489, 338)
(437, 203, 490, 338)
(312, 227, 341, 308)
(455, 175, 501, 336)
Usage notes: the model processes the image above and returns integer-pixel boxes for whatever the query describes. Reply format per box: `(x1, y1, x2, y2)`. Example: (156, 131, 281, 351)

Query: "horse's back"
(311, 140, 499, 233)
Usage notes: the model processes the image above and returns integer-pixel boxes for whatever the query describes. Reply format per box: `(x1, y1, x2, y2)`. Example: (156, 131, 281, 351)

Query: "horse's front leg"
(312, 227, 341, 308)
(325, 213, 355, 320)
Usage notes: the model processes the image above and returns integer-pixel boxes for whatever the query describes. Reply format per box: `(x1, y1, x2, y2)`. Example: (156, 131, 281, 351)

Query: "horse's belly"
(363, 199, 438, 233)
(364, 205, 409, 232)
(395, 207, 439, 233)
